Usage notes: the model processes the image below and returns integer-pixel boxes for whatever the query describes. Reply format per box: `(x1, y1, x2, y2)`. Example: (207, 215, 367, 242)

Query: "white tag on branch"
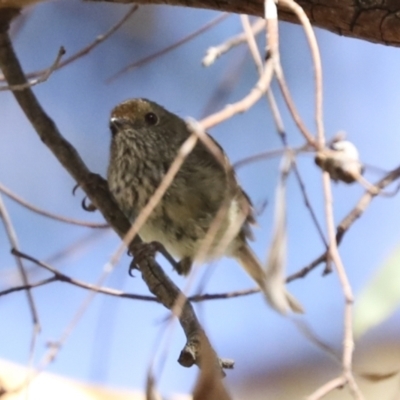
(315, 140, 364, 184)
(265, 155, 304, 314)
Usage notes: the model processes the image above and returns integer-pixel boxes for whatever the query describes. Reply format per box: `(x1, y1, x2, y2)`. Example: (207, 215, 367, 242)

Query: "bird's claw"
(128, 241, 166, 276)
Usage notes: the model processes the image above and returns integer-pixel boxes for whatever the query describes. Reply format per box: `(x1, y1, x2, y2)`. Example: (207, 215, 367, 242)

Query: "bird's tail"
(235, 244, 303, 314)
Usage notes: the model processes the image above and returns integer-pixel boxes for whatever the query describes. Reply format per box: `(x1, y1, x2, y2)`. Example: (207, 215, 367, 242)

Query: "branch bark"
(0, 10, 224, 372)
(88, 0, 400, 47)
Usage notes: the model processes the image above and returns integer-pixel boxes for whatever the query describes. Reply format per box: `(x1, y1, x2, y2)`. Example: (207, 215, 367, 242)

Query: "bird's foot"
(174, 256, 193, 276)
(128, 242, 192, 277)
(128, 241, 178, 276)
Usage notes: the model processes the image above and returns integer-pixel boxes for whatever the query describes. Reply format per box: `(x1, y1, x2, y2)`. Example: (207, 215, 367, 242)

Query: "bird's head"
(110, 98, 161, 135)
(109, 98, 187, 139)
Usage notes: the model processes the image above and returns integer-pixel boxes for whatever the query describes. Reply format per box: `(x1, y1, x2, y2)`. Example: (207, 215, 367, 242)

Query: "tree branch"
(0, 11, 225, 371)
(85, 0, 400, 47)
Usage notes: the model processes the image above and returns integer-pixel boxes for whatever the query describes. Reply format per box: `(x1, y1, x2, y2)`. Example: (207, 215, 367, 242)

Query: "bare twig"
(240, 15, 264, 74)
(321, 173, 363, 399)
(0, 5, 139, 83)
(9, 249, 157, 301)
(0, 46, 65, 91)
(290, 164, 400, 281)
(307, 376, 346, 400)
(200, 46, 248, 118)
(0, 193, 40, 392)
(54, 5, 138, 71)
(293, 319, 340, 363)
(0, 182, 109, 228)
(286, 253, 324, 282)
(202, 18, 265, 67)
(274, 65, 317, 146)
(240, 14, 327, 250)
(0, 277, 58, 297)
(0, 266, 258, 302)
(233, 148, 287, 168)
(265, 0, 316, 147)
(190, 287, 259, 301)
(0, 194, 40, 329)
(108, 12, 229, 82)
(336, 165, 400, 242)
(200, 59, 274, 129)
(267, 2, 360, 396)
(279, 0, 324, 146)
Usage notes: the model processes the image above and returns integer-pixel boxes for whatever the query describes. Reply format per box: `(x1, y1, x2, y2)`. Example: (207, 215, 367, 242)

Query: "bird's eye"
(144, 112, 158, 125)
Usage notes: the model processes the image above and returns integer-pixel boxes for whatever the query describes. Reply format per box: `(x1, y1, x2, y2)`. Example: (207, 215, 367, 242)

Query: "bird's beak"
(109, 117, 127, 136)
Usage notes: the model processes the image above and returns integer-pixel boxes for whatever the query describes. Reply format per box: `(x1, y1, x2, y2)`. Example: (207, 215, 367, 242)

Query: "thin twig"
(200, 46, 248, 118)
(274, 65, 317, 146)
(240, 15, 264, 74)
(241, 14, 327, 249)
(0, 5, 139, 83)
(307, 376, 346, 400)
(265, 0, 317, 147)
(336, 165, 400, 242)
(108, 12, 229, 82)
(279, 0, 324, 147)
(0, 194, 40, 329)
(267, 2, 359, 396)
(289, 164, 400, 281)
(0, 230, 110, 286)
(292, 165, 329, 249)
(286, 252, 325, 282)
(9, 249, 157, 301)
(7, 249, 259, 303)
(321, 174, 363, 400)
(233, 148, 286, 169)
(0, 276, 57, 297)
(200, 59, 274, 129)
(0, 193, 41, 391)
(191, 287, 259, 302)
(293, 319, 340, 363)
(55, 6, 138, 71)
(0, 47, 65, 91)
(202, 18, 265, 67)
(0, 182, 109, 228)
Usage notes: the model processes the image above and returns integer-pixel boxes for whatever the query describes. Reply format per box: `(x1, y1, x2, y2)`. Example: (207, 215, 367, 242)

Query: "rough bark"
(87, 0, 400, 47)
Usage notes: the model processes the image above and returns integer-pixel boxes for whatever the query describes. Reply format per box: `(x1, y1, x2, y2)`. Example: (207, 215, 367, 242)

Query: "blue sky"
(1, 0, 400, 396)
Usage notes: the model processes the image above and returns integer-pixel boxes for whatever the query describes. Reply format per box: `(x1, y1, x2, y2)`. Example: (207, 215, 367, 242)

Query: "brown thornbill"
(107, 98, 302, 314)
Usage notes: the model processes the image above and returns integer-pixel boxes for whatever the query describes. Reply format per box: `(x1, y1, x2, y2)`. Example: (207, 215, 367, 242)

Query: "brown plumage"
(107, 98, 302, 313)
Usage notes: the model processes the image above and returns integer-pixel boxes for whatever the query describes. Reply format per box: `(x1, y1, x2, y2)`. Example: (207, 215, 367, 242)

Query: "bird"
(107, 98, 302, 314)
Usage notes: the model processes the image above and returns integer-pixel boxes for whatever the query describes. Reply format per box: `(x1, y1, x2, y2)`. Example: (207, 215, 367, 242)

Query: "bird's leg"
(127, 241, 177, 275)
(128, 241, 166, 276)
(174, 256, 193, 276)
(128, 241, 193, 277)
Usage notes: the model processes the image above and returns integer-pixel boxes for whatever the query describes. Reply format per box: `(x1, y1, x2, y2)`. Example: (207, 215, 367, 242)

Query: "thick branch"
(0, 11, 221, 370)
(88, 0, 400, 47)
